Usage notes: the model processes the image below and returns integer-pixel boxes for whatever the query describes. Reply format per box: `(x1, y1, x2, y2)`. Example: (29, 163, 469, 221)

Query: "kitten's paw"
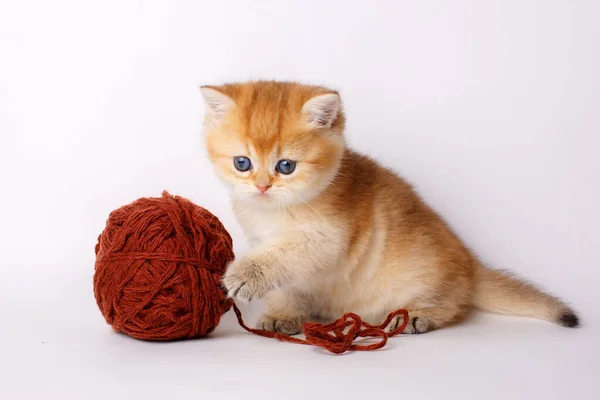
(385, 312, 433, 334)
(257, 314, 305, 335)
(222, 257, 274, 302)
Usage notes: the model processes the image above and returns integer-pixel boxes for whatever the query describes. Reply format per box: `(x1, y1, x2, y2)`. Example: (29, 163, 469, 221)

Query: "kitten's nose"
(256, 185, 271, 194)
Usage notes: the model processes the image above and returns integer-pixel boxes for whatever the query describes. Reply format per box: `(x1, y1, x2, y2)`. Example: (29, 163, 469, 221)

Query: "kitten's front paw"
(257, 314, 305, 335)
(222, 257, 274, 302)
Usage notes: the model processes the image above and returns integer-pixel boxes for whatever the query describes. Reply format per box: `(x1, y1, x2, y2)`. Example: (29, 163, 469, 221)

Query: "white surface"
(1, 1, 599, 399)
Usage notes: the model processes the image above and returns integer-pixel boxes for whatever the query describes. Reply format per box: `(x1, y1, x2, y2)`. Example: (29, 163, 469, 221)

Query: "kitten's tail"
(472, 263, 579, 327)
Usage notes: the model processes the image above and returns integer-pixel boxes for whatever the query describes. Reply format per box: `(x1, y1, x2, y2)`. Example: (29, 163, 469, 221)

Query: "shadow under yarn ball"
(93, 191, 234, 341)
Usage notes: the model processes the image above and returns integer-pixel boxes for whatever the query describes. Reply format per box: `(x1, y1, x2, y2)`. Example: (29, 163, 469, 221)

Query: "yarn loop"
(234, 306, 409, 354)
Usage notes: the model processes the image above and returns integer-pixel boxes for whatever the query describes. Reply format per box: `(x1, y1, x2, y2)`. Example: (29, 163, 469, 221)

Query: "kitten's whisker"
(281, 188, 328, 223)
(277, 195, 283, 215)
(286, 194, 299, 219)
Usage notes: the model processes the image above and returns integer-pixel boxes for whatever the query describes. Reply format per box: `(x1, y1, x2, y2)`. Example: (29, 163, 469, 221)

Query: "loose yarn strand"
(232, 303, 409, 354)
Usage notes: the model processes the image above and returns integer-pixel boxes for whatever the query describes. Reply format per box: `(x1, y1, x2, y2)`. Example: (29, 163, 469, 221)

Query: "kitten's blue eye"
(234, 156, 252, 172)
(276, 159, 296, 175)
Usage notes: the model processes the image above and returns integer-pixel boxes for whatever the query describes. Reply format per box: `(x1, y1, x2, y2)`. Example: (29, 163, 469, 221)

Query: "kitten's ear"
(302, 93, 340, 129)
(199, 86, 235, 122)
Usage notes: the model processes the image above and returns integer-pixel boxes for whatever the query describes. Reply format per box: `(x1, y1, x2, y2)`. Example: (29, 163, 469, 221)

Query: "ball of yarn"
(93, 191, 234, 341)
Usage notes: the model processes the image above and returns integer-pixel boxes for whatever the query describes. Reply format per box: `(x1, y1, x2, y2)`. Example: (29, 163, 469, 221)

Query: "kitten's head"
(200, 81, 345, 209)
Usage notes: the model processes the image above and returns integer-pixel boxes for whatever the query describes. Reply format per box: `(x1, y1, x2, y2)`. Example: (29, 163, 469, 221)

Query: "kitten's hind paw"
(385, 311, 433, 334)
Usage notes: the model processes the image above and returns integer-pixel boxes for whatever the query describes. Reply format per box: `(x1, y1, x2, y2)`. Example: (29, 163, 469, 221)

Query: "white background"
(1, 0, 599, 399)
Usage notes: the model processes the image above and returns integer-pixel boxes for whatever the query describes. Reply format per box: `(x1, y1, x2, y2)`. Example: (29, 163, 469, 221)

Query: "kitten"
(200, 80, 579, 335)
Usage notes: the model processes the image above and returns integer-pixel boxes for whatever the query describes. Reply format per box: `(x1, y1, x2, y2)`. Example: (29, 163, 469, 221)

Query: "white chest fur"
(234, 207, 291, 246)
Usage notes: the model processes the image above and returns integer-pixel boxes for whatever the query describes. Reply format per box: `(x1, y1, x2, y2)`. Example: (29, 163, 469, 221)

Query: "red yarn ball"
(93, 191, 234, 341)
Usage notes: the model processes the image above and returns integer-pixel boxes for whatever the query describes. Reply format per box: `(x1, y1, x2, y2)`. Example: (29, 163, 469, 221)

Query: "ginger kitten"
(200, 80, 579, 335)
